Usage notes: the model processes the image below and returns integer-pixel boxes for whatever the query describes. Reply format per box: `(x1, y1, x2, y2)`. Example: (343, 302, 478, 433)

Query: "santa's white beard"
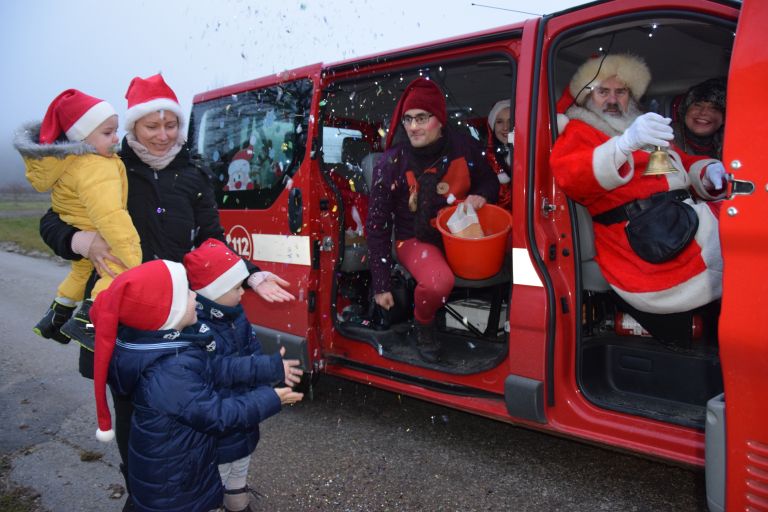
(585, 97, 643, 133)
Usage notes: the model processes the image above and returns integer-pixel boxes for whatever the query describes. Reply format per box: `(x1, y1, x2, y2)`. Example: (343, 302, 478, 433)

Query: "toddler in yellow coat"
(14, 89, 142, 349)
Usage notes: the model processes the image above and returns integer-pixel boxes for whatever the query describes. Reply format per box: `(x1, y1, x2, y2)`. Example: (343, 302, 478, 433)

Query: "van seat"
(574, 203, 611, 292)
(339, 149, 381, 274)
(360, 152, 382, 191)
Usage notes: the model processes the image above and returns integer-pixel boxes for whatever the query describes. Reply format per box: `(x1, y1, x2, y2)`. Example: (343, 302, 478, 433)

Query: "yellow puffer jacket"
(15, 123, 141, 269)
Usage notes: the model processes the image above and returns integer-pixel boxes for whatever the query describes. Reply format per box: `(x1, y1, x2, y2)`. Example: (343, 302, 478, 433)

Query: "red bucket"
(436, 203, 512, 280)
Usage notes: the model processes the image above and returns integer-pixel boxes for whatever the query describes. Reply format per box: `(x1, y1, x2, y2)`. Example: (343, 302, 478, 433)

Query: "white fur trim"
(65, 102, 116, 141)
(613, 266, 722, 314)
(96, 428, 115, 443)
(195, 259, 249, 300)
(124, 98, 185, 133)
(160, 261, 190, 330)
(592, 138, 633, 190)
(570, 54, 651, 105)
(556, 113, 570, 134)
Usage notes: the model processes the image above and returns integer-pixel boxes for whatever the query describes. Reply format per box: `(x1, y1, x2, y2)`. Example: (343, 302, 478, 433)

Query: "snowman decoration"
(223, 146, 255, 191)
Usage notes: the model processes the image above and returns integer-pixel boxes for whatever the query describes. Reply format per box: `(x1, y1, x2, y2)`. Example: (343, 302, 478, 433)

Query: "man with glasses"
(366, 77, 499, 363)
(551, 53, 726, 347)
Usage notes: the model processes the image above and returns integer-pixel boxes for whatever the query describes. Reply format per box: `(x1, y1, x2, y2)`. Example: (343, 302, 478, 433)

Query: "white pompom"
(446, 194, 456, 205)
(96, 428, 115, 442)
(497, 172, 511, 184)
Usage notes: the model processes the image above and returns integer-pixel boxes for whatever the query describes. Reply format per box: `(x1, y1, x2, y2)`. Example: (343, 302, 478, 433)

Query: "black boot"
(60, 299, 96, 351)
(414, 322, 440, 363)
(33, 300, 76, 344)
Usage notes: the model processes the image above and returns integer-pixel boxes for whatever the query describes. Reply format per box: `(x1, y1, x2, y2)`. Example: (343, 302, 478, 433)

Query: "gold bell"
(643, 146, 677, 176)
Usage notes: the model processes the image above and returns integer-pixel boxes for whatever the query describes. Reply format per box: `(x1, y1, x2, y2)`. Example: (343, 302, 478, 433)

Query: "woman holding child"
(37, 74, 295, 512)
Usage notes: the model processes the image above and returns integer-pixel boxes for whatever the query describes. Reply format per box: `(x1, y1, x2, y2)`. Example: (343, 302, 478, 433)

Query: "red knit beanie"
(39, 89, 116, 144)
(183, 239, 249, 301)
(90, 260, 189, 442)
(386, 78, 447, 148)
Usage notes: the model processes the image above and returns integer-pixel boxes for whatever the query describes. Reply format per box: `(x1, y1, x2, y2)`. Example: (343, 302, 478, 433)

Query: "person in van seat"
(366, 77, 499, 362)
(485, 99, 513, 209)
(673, 77, 727, 160)
(550, 54, 727, 346)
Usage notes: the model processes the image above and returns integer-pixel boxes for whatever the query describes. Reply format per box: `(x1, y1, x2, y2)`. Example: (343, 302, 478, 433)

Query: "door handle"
(289, 188, 303, 233)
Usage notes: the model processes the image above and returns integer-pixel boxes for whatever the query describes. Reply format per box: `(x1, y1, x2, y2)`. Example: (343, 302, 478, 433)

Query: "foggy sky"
(0, 0, 582, 187)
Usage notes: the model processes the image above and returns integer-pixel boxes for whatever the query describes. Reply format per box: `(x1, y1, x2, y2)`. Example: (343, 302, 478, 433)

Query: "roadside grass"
(0, 201, 50, 212)
(0, 217, 52, 256)
(0, 455, 45, 512)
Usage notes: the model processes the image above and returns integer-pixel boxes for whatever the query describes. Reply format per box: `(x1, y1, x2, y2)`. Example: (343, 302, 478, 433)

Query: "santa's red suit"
(551, 106, 725, 314)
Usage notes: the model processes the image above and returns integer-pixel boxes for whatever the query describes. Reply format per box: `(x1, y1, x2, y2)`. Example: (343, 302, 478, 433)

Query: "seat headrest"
(341, 138, 369, 166)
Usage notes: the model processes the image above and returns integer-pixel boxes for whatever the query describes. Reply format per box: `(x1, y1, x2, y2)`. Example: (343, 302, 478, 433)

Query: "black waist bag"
(593, 190, 699, 264)
(625, 199, 698, 263)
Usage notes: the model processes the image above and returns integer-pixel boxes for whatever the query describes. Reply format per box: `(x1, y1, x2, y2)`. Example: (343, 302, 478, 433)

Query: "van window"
(189, 78, 313, 210)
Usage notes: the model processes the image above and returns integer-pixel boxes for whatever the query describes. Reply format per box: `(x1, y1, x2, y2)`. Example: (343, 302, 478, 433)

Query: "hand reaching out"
(253, 273, 296, 303)
(280, 346, 302, 387)
(275, 386, 303, 406)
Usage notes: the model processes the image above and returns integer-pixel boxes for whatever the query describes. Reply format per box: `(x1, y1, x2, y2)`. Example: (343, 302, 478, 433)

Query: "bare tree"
(0, 181, 36, 203)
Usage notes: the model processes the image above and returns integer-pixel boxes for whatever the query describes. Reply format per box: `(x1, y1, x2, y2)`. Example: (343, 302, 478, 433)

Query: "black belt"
(592, 189, 692, 225)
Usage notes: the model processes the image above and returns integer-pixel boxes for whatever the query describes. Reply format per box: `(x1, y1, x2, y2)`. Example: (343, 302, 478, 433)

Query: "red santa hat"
(90, 260, 189, 442)
(183, 239, 249, 301)
(124, 73, 185, 133)
(39, 89, 116, 144)
(386, 77, 447, 148)
(569, 53, 651, 106)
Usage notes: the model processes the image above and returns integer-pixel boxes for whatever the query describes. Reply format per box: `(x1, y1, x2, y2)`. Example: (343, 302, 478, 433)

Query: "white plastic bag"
(446, 202, 484, 239)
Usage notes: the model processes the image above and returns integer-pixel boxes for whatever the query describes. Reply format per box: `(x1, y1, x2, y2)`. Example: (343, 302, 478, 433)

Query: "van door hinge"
(541, 197, 557, 218)
(308, 291, 316, 312)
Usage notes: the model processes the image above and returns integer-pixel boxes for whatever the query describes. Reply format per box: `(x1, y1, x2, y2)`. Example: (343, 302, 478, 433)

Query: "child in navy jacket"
(183, 239, 303, 512)
(91, 259, 303, 512)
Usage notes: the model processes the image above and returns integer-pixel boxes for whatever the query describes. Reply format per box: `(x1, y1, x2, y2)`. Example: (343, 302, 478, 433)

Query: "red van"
(189, 1, 766, 509)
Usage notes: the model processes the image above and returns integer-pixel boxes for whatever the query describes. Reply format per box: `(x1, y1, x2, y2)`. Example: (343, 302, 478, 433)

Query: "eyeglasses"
(401, 113, 433, 126)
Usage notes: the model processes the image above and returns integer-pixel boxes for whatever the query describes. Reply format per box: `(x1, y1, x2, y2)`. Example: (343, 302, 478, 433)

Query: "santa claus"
(550, 53, 727, 342)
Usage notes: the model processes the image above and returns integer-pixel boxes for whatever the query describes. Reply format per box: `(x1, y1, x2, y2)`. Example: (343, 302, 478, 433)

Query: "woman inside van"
(38, 73, 293, 512)
(485, 99, 513, 209)
(366, 77, 499, 363)
(673, 77, 727, 160)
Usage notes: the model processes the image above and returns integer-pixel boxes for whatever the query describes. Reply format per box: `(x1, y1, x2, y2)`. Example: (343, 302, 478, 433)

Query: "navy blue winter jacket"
(108, 324, 282, 512)
(196, 295, 284, 464)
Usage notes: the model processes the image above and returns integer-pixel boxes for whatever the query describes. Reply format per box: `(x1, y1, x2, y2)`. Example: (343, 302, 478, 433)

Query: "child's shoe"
(60, 299, 96, 351)
(33, 300, 76, 344)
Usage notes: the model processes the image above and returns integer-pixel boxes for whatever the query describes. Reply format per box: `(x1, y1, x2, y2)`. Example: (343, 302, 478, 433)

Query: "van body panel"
(718, 0, 768, 508)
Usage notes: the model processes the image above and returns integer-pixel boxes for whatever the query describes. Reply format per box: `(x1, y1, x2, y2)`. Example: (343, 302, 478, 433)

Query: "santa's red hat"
(90, 260, 189, 442)
(386, 77, 447, 148)
(39, 89, 116, 144)
(183, 239, 249, 301)
(124, 73, 185, 133)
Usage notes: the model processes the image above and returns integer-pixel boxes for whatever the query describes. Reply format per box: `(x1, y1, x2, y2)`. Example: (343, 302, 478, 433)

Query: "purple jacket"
(366, 130, 499, 294)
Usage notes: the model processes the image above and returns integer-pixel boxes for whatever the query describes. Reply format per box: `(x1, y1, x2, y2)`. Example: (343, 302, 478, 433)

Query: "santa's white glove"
(703, 161, 727, 190)
(616, 113, 674, 155)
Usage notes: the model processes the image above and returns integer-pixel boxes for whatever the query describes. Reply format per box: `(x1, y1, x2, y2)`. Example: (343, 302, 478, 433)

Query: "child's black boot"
(223, 486, 263, 512)
(60, 299, 96, 351)
(33, 299, 76, 344)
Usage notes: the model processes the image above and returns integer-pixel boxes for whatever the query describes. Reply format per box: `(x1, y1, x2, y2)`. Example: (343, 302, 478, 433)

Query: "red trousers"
(396, 238, 455, 325)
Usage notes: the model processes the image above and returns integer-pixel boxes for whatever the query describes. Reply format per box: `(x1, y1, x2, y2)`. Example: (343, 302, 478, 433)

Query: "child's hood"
(108, 325, 215, 397)
(14, 122, 107, 192)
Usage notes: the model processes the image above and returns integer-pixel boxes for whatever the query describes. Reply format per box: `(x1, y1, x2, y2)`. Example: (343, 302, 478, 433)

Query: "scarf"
(408, 136, 449, 247)
(125, 132, 184, 170)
